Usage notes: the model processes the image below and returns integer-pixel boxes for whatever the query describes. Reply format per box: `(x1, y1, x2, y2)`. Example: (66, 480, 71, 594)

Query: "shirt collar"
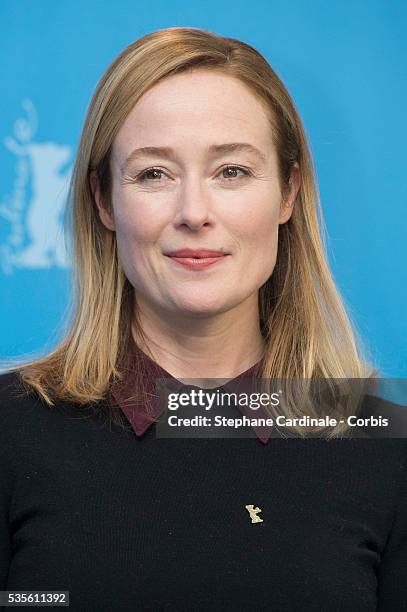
(110, 338, 271, 444)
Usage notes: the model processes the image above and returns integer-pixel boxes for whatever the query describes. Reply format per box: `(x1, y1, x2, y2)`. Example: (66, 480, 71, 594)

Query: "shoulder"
(359, 391, 407, 438)
(0, 370, 27, 396)
(0, 370, 47, 441)
(0, 371, 43, 481)
(0, 370, 126, 443)
(0, 370, 99, 440)
(0, 370, 41, 412)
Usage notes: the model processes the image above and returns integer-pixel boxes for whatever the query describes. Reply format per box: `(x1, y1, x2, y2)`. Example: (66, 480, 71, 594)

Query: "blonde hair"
(3, 27, 377, 436)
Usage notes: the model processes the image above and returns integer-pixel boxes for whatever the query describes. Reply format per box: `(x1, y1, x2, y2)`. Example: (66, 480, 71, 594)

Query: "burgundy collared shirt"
(109, 339, 271, 444)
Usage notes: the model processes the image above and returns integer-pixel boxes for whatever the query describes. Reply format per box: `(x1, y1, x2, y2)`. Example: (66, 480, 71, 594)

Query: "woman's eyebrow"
(120, 143, 267, 174)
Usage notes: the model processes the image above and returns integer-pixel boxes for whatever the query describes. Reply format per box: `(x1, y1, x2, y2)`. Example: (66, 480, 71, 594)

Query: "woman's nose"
(175, 178, 213, 230)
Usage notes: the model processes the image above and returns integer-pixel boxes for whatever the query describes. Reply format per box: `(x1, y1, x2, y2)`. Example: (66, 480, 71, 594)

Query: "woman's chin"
(169, 299, 227, 317)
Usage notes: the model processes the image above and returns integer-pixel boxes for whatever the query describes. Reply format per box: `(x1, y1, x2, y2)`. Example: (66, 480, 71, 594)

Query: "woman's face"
(94, 69, 299, 320)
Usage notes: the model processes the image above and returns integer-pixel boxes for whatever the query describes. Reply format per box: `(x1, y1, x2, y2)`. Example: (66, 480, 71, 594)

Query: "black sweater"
(1, 370, 407, 611)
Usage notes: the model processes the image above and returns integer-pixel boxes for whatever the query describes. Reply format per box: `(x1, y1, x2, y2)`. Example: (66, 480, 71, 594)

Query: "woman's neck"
(131, 294, 265, 381)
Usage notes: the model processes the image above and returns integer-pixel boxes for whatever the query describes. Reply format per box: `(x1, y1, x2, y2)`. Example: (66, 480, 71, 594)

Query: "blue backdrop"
(1, 0, 406, 376)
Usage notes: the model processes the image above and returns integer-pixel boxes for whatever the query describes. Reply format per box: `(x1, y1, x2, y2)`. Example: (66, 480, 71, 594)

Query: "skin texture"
(91, 69, 300, 380)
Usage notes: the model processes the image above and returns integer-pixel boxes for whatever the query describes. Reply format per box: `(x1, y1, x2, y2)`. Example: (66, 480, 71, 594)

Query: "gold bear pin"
(245, 504, 264, 523)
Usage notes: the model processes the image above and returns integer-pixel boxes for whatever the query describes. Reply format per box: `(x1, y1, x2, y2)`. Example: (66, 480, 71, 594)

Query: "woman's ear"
(279, 162, 301, 225)
(89, 170, 116, 231)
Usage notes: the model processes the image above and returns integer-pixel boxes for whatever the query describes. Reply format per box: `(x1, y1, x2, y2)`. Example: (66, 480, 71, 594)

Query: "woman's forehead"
(113, 70, 274, 164)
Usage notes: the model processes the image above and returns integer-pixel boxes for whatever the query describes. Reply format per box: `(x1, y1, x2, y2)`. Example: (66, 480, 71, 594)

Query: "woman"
(1, 27, 406, 611)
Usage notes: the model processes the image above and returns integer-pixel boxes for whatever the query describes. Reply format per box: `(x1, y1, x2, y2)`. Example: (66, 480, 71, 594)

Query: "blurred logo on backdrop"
(0, 99, 72, 274)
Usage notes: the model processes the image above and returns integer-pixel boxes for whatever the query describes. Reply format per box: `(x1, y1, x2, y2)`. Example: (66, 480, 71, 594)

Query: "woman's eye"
(220, 165, 250, 180)
(136, 168, 166, 183)
(135, 165, 250, 184)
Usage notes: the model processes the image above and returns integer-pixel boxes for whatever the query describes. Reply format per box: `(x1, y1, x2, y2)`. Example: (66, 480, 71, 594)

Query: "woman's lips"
(166, 255, 228, 271)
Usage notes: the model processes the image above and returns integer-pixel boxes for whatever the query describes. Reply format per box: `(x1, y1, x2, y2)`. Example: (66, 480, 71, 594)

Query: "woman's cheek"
(238, 205, 279, 250)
